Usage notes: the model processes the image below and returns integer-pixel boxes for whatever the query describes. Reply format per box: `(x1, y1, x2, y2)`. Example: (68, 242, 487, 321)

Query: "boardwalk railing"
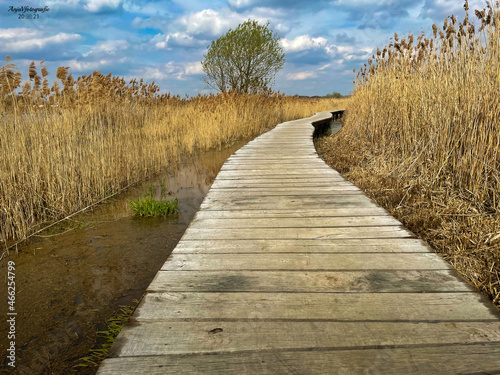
(98, 111, 500, 375)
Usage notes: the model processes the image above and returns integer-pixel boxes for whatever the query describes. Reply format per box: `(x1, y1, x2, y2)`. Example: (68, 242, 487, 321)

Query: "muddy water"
(0, 139, 249, 375)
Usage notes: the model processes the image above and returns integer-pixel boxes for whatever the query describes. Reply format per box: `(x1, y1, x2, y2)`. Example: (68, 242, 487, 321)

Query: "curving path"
(98, 111, 500, 374)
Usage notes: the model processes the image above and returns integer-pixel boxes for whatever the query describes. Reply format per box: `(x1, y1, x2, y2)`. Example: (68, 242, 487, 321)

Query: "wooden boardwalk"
(98, 111, 500, 374)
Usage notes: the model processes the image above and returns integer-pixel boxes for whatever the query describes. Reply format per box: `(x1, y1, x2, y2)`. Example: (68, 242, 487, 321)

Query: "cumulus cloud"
(184, 61, 203, 75)
(176, 8, 269, 38)
(333, 46, 374, 61)
(83, 40, 129, 57)
(134, 61, 204, 81)
(0, 28, 82, 52)
(280, 35, 327, 52)
(179, 9, 242, 37)
(68, 59, 112, 71)
(287, 71, 317, 80)
(152, 33, 205, 50)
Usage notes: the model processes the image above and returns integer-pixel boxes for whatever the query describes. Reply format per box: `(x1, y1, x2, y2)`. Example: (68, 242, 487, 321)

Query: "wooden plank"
(147, 270, 474, 293)
(134, 292, 499, 321)
(232, 152, 318, 157)
(217, 169, 340, 177)
(181, 227, 413, 240)
(227, 156, 321, 160)
(212, 177, 348, 184)
(206, 190, 364, 197)
(208, 186, 362, 193)
(192, 208, 389, 218)
(98, 343, 500, 375)
(108, 321, 500, 356)
(220, 165, 333, 171)
(200, 195, 376, 210)
(161, 253, 449, 271)
(223, 161, 327, 166)
(189, 216, 400, 228)
(174, 238, 432, 253)
(210, 183, 358, 190)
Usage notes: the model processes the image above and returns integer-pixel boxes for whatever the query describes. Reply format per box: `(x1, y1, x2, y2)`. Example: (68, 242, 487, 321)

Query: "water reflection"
(0, 139, 249, 375)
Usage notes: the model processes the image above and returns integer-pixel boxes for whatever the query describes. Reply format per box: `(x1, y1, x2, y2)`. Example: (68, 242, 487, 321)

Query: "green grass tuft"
(129, 196, 178, 217)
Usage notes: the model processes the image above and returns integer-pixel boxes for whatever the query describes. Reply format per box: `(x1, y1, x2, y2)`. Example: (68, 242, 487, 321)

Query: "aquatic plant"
(75, 300, 138, 369)
(129, 196, 178, 217)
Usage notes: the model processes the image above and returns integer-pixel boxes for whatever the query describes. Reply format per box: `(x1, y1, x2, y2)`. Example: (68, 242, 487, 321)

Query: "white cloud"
(178, 9, 254, 37)
(287, 71, 317, 80)
(180, 9, 231, 36)
(280, 35, 328, 52)
(0, 28, 38, 40)
(0, 29, 82, 52)
(184, 61, 203, 75)
(83, 40, 129, 57)
(134, 61, 204, 81)
(68, 59, 112, 71)
(275, 23, 289, 33)
(153, 33, 202, 50)
(84, 0, 122, 12)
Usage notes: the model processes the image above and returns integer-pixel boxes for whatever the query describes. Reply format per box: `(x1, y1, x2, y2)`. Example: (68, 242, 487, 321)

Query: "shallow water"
(0, 139, 249, 374)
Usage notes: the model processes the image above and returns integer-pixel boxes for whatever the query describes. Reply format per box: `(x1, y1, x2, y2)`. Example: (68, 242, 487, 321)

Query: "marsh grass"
(0, 60, 345, 246)
(320, 1, 500, 307)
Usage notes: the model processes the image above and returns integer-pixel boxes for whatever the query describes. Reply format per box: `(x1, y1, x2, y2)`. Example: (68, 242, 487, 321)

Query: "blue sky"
(0, 0, 488, 96)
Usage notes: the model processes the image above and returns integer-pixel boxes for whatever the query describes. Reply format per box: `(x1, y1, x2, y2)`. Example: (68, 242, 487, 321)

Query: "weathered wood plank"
(210, 185, 359, 191)
(227, 156, 321, 160)
(189, 216, 400, 228)
(206, 189, 364, 197)
(108, 321, 500, 356)
(181, 227, 413, 240)
(161, 253, 449, 271)
(223, 161, 327, 166)
(192, 208, 389, 218)
(211, 177, 348, 184)
(174, 238, 431, 253)
(134, 292, 499, 321)
(200, 195, 376, 210)
(217, 169, 341, 177)
(232, 152, 318, 157)
(98, 343, 500, 375)
(148, 270, 473, 293)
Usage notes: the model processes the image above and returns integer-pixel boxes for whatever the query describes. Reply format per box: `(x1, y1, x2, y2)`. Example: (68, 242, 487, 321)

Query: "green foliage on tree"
(325, 92, 343, 98)
(202, 20, 285, 94)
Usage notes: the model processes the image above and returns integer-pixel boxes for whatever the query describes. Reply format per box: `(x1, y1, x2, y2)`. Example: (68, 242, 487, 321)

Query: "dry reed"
(318, 0, 500, 308)
(0, 60, 344, 246)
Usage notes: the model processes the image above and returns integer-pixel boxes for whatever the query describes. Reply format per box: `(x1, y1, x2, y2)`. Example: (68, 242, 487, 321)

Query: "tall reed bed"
(322, 1, 500, 305)
(0, 61, 344, 246)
